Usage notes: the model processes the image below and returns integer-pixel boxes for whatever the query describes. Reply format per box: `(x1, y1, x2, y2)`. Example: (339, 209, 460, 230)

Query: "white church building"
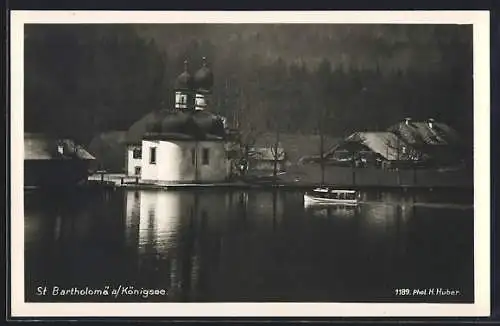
(125, 58, 231, 184)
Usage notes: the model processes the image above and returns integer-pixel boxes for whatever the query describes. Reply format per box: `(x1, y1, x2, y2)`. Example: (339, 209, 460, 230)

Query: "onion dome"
(191, 110, 225, 137)
(193, 57, 214, 91)
(160, 111, 190, 133)
(159, 111, 225, 138)
(174, 60, 193, 90)
(140, 110, 226, 140)
(142, 110, 169, 134)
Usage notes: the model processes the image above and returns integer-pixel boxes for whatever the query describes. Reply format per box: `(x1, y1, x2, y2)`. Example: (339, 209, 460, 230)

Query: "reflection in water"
(24, 188, 474, 303)
(138, 190, 182, 253)
(361, 203, 398, 232)
(125, 191, 140, 247)
(305, 205, 358, 219)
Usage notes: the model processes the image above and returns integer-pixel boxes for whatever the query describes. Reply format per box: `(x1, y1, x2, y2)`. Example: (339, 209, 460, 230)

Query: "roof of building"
(25, 133, 95, 160)
(126, 109, 226, 144)
(174, 61, 194, 90)
(126, 111, 158, 144)
(194, 58, 214, 91)
(343, 131, 425, 161)
(388, 119, 460, 146)
(143, 132, 224, 142)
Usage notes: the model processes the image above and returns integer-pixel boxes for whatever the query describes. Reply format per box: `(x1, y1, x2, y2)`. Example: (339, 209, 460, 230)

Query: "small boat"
(304, 187, 359, 206)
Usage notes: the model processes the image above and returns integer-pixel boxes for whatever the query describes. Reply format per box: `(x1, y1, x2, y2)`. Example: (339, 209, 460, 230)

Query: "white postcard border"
(10, 10, 491, 318)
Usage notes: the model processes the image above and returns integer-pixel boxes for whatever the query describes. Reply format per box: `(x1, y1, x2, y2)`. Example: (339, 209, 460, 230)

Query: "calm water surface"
(24, 188, 474, 302)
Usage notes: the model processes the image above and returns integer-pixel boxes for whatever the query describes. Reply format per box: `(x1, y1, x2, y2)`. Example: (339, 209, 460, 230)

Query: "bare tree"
(232, 89, 265, 176)
(266, 113, 284, 181)
(271, 127, 281, 178)
(238, 104, 268, 176)
(236, 123, 262, 176)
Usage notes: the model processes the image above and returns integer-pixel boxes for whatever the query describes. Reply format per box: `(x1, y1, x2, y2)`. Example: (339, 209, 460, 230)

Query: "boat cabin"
(308, 188, 358, 201)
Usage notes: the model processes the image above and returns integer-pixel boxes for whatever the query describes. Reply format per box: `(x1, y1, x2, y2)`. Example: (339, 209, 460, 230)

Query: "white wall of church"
(140, 139, 230, 183)
(196, 140, 230, 181)
(140, 140, 161, 182)
(127, 145, 143, 176)
(159, 140, 192, 182)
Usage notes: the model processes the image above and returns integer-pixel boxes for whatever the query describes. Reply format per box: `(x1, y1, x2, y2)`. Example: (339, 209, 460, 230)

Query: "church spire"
(194, 56, 214, 111)
(174, 58, 194, 111)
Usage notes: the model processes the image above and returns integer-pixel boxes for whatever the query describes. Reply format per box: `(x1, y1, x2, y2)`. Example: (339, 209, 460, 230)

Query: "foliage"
(24, 24, 473, 152)
(25, 24, 167, 144)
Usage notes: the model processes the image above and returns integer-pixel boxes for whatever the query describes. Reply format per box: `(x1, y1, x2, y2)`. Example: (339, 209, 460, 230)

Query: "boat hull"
(304, 194, 358, 206)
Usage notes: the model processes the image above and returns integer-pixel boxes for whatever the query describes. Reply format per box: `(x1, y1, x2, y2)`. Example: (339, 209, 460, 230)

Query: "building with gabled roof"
(388, 118, 464, 164)
(320, 131, 427, 169)
(342, 131, 426, 162)
(24, 133, 95, 187)
(319, 118, 463, 168)
(388, 118, 460, 146)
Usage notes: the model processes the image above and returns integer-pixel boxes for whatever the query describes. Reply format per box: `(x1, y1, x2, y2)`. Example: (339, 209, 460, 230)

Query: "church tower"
(174, 60, 194, 111)
(193, 57, 214, 111)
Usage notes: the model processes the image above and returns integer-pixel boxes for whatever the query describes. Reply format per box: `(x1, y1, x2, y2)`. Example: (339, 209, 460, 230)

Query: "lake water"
(24, 187, 474, 303)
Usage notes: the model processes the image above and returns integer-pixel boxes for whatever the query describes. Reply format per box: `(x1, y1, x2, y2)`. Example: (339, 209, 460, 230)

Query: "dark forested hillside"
(24, 24, 473, 146)
(24, 24, 167, 143)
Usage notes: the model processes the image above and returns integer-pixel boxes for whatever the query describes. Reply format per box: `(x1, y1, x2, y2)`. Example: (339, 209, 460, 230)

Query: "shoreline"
(24, 180, 474, 192)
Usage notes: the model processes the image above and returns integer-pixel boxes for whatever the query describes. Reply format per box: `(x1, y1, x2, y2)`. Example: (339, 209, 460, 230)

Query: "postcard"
(10, 10, 490, 318)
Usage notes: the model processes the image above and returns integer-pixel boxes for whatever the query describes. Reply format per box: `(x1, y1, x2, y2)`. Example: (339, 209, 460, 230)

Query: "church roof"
(174, 60, 194, 90)
(193, 57, 214, 91)
(126, 110, 168, 144)
(126, 109, 226, 143)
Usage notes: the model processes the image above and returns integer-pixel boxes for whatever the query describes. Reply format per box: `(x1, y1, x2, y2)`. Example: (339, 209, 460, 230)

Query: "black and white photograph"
(10, 11, 490, 317)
